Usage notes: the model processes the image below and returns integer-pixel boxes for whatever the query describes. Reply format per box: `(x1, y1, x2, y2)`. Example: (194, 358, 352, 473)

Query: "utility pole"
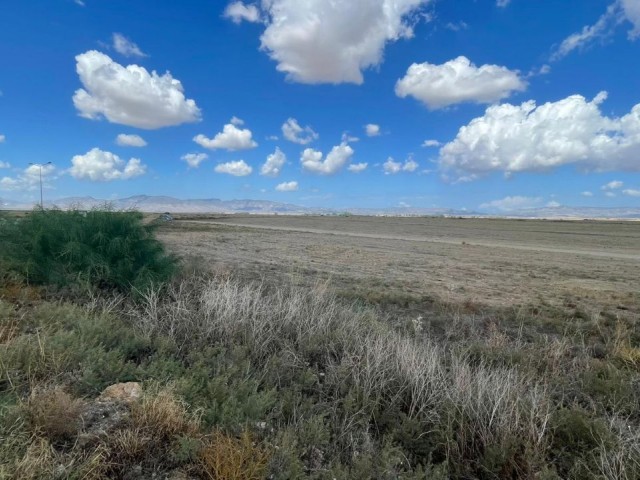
(29, 162, 52, 209)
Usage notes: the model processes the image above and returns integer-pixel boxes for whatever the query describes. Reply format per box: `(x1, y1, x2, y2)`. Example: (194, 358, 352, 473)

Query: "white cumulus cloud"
(301, 142, 354, 175)
(261, 147, 286, 176)
(214, 160, 253, 176)
(282, 118, 318, 145)
(116, 134, 147, 147)
(623, 188, 640, 196)
(581, 191, 594, 197)
(0, 161, 9, 169)
(194, 122, 258, 151)
(348, 162, 368, 173)
(69, 148, 146, 181)
(112, 33, 147, 58)
(422, 139, 441, 147)
(395, 56, 526, 109)
(224, 2, 261, 24)
(73, 50, 201, 129)
(245, 0, 430, 84)
(383, 157, 419, 174)
(181, 153, 208, 168)
(275, 181, 299, 191)
(439, 92, 640, 179)
(365, 124, 381, 137)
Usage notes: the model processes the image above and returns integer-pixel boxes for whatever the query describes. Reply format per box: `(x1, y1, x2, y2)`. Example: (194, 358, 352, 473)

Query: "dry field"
(158, 215, 640, 321)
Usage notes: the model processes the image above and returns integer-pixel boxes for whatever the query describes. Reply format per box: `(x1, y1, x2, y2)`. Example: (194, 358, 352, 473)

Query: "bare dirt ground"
(158, 215, 640, 320)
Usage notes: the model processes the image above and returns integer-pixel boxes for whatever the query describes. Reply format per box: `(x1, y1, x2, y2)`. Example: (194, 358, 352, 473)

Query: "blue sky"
(1, 0, 640, 211)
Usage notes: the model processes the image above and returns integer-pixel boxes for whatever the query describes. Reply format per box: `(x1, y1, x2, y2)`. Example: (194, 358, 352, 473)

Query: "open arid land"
(159, 215, 640, 320)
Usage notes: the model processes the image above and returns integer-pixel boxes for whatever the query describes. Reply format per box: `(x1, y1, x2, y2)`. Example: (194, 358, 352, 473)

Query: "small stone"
(99, 382, 142, 404)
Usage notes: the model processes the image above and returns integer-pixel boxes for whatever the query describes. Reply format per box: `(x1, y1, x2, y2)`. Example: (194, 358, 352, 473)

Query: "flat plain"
(159, 214, 640, 320)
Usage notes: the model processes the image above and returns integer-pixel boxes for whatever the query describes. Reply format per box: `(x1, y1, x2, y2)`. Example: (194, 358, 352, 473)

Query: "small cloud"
(546, 201, 561, 208)
(341, 132, 360, 143)
(181, 152, 208, 168)
(74, 0, 85, 6)
(496, 0, 510, 7)
(116, 133, 147, 147)
(266, 135, 279, 141)
(365, 124, 380, 137)
(214, 160, 252, 176)
(0, 161, 11, 169)
(623, 188, 640, 197)
(601, 180, 624, 190)
(261, 147, 286, 177)
(275, 181, 299, 192)
(348, 162, 368, 173)
(0, 134, 5, 143)
(194, 121, 258, 151)
(398, 201, 411, 208)
(230, 116, 244, 126)
(282, 118, 318, 145)
(422, 139, 441, 148)
(112, 33, 147, 58)
(223, 1, 261, 24)
(445, 21, 468, 32)
(383, 157, 418, 174)
(605, 191, 616, 198)
(301, 142, 353, 175)
(581, 191, 594, 197)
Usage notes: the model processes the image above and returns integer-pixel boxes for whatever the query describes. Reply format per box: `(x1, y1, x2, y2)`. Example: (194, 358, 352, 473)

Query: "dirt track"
(183, 220, 640, 261)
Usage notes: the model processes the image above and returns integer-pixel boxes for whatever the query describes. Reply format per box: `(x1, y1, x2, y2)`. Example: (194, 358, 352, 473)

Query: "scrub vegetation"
(0, 209, 638, 479)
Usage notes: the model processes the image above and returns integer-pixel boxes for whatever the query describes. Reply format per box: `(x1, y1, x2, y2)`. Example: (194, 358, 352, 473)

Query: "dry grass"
(23, 387, 84, 445)
(198, 430, 269, 480)
(130, 385, 200, 439)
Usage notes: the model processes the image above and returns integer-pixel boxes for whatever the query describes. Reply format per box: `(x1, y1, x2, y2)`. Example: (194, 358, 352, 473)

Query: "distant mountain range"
(1, 195, 639, 219)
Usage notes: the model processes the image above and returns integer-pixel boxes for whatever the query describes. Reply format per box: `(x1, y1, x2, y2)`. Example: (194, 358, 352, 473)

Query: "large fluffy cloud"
(300, 142, 354, 175)
(214, 160, 253, 176)
(282, 118, 318, 145)
(439, 92, 640, 179)
(73, 51, 201, 129)
(261, 147, 286, 176)
(227, 0, 430, 84)
(395, 56, 526, 109)
(69, 148, 146, 181)
(194, 122, 258, 151)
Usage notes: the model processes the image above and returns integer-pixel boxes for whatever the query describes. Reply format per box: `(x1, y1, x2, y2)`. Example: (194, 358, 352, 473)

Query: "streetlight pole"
(29, 162, 52, 209)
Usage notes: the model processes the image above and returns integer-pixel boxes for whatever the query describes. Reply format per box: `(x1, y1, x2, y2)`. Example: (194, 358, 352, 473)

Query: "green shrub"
(0, 207, 177, 293)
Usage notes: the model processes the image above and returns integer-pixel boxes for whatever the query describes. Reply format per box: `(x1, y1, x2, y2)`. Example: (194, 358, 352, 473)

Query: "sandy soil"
(158, 215, 640, 317)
